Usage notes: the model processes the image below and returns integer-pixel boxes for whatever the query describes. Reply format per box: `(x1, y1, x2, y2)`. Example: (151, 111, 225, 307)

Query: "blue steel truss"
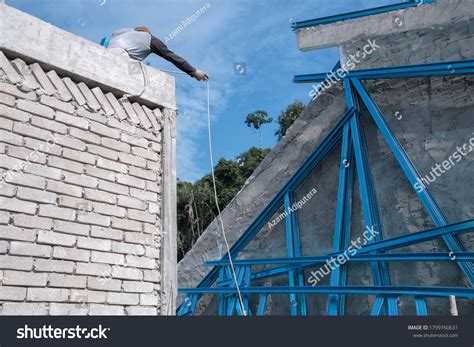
(178, 0, 474, 315)
(178, 57, 474, 316)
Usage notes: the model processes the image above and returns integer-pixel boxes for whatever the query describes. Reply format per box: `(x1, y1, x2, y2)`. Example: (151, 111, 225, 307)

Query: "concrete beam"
(296, 0, 472, 51)
(0, 4, 176, 110)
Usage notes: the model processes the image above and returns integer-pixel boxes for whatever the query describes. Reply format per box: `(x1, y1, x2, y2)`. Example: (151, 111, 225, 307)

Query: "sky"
(5, 0, 398, 182)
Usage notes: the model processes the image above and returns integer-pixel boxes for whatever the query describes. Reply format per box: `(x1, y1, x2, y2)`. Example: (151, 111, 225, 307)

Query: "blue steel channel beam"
(206, 253, 474, 267)
(291, 1, 435, 31)
(328, 118, 354, 316)
(218, 267, 226, 316)
(177, 107, 356, 314)
(179, 286, 474, 299)
(415, 296, 429, 316)
(247, 219, 474, 280)
(257, 294, 268, 316)
(293, 61, 341, 84)
(351, 78, 474, 284)
(294, 60, 474, 84)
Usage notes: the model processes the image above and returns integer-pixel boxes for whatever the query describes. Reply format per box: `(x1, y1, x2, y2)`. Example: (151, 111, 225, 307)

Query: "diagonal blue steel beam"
(351, 78, 474, 285)
(291, 1, 435, 31)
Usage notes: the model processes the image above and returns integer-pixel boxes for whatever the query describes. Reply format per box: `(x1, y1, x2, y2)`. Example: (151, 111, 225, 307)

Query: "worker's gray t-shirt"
(108, 28, 151, 61)
(107, 28, 197, 77)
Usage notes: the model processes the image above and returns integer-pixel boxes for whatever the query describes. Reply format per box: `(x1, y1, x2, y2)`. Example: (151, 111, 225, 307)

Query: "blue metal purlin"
(351, 78, 474, 284)
(293, 59, 474, 84)
(291, 1, 435, 31)
(206, 252, 474, 267)
(208, 220, 474, 285)
(179, 222, 474, 312)
(179, 286, 474, 299)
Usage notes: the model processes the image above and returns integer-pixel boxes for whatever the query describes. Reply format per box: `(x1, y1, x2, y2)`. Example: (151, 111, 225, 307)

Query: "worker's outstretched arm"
(150, 36, 209, 80)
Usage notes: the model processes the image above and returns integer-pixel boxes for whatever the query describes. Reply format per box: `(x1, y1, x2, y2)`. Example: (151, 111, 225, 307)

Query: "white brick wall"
(0, 51, 165, 316)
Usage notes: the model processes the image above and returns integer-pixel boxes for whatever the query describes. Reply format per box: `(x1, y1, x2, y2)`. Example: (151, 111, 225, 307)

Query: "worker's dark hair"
(135, 26, 151, 34)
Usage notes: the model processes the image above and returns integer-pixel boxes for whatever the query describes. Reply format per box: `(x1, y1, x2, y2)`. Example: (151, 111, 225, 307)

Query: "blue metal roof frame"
(177, 59, 474, 316)
(177, 0, 474, 315)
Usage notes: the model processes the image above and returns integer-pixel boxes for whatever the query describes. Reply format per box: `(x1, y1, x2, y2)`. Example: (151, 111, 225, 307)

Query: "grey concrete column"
(160, 108, 178, 315)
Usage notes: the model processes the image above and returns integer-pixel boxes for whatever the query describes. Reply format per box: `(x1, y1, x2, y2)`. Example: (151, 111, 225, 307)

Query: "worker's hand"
(194, 69, 209, 81)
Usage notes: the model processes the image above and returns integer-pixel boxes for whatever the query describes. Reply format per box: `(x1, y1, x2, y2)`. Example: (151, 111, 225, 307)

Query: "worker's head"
(135, 26, 151, 34)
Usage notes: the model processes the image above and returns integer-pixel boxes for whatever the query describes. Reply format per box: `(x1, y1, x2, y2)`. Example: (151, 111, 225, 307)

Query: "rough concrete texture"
(0, 8, 178, 314)
(296, 0, 472, 52)
(339, 11, 474, 69)
(0, 4, 176, 110)
(179, 1, 474, 315)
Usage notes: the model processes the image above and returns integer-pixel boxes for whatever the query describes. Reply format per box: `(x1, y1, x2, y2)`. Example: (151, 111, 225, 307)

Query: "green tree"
(176, 147, 271, 260)
(245, 110, 273, 148)
(275, 101, 305, 140)
(237, 147, 271, 178)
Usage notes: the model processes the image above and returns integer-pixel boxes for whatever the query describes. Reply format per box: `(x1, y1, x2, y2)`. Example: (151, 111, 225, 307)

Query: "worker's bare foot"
(195, 69, 209, 81)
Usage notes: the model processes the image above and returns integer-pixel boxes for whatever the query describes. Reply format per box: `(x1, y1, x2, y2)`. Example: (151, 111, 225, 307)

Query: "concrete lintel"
(0, 4, 177, 110)
(296, 0, 470, 52)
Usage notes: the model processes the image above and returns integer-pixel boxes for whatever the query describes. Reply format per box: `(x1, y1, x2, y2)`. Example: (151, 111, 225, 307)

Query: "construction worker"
(108, 26, 209, 81)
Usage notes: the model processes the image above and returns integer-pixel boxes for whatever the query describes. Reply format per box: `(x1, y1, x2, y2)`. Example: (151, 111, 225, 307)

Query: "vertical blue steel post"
(328, 120, 354, 316)
(285, 192, 299, 315)
(218, 267, 226, 316)
(415, 296, 429, 316)
(257, 294, 268, 316)
(289, 191, 308, 315)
